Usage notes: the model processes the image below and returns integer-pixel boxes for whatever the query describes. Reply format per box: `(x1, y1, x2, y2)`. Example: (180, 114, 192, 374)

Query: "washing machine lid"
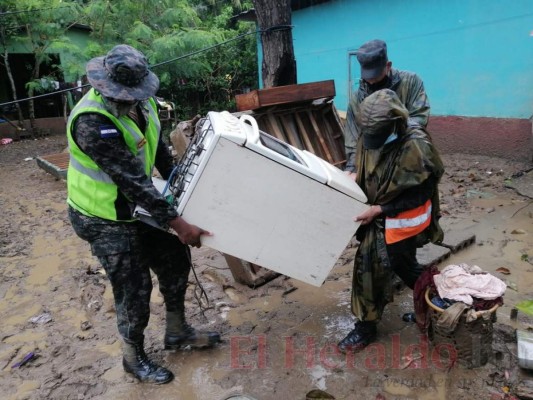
(207, 111, 367, 203)
(206, 111, 326, 182)
(238, 115, 328, 183)
(308, 152, 368, 202)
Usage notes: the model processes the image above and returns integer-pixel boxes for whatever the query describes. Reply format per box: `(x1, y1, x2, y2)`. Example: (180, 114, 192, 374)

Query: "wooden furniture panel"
(235, 80, 336, 111)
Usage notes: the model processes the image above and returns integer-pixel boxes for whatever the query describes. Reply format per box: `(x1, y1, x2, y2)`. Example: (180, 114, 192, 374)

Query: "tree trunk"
(26, 24, 38, 135)
(4, 53, 25, 129)
(253, 0, 297, 88)
(0, 27, 25, 133)
(27, 89, 36, 135)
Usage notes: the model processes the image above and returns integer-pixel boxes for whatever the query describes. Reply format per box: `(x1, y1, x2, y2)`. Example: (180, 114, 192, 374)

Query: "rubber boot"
(402, 312, 417, 323)
(164, 310, 221, 350)
(337, 321, 377, 353)
(122, 339, 174, 384)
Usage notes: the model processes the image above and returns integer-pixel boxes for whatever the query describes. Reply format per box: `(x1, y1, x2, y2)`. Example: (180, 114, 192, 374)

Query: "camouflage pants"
(68, 207, 191, 342)
(352, 232, 422, 322)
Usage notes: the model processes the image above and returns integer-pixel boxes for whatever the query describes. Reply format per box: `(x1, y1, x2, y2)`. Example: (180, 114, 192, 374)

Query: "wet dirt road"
(0, 135, 532, 400)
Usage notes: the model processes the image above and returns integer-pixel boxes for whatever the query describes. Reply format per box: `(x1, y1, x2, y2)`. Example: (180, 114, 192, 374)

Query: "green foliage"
(128, 22, 154, 45)
(2, 0, 81, 74)
(79, 0, 258, 119)
(25, 76, 56, 93)
(150, 1, 258, 119)
(25, 79, 45, 94)
(156, 24, 258, 120)
(157, 2, 202, 28)
(2, 0, 259, 120)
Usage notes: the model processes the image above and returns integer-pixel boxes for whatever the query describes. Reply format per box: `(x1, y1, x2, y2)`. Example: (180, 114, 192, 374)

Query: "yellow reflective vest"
(66, 89, 160, 221)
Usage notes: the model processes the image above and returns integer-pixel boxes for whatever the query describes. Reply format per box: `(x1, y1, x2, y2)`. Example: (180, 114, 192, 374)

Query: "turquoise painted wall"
(292, 0, 533, 118)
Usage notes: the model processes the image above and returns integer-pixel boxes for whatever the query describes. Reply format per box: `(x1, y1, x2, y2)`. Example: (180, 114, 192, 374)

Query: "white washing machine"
(141, 111, 369, 287)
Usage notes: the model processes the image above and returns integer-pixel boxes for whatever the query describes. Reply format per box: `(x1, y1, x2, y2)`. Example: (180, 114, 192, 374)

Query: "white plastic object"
(239, 114, 260, 144)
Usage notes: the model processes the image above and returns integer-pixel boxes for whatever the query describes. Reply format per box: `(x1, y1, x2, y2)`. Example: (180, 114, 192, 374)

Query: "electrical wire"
(0, 85, 90, 108)
(161, 164, 180, 197)
(0, 28, 265, 108)
(150, 29, 258, 68)
(185, 247, 210, 321)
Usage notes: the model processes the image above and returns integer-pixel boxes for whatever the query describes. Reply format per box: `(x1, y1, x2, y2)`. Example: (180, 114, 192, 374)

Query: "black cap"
(356, 39, 388, 80)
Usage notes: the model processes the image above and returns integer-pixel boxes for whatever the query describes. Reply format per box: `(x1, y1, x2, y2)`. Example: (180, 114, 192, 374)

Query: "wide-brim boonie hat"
(86, 44, 159, 102)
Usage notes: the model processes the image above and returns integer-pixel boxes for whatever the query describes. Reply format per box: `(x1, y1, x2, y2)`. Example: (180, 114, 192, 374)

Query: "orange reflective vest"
(385, 199, 432, 244)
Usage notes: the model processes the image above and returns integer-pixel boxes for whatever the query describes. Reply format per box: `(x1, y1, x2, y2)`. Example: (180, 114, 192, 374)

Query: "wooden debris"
(235, 80, 335, 111)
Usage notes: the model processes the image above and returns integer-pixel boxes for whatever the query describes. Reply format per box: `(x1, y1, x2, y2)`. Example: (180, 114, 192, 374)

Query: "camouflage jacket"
(344, 68, 430, 172)
(70, 106, 178, 226)
(350, 89, 441, 321)
(352, 125, 444, 317)
(355, 127, 444, 242)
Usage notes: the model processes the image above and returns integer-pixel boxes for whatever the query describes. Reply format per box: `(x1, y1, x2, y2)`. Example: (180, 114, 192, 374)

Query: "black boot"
(164, 310, 221, 350)
(402, 312, 417, 323)
(122, 339, 174, 384)
(337, 321, 377, 353)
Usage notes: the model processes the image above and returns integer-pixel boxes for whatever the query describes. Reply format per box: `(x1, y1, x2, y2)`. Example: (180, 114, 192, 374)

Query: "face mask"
(384, 132, 398, 145)
(367, 74, 392, 92)
(102, 97, 138, 118)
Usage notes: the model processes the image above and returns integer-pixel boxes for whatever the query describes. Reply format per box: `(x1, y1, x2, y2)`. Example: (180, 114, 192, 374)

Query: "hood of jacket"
(357, 89, 409, 149)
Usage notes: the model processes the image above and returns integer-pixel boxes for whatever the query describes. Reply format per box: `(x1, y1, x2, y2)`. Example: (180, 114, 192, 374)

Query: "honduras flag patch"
(99, 125, 120, 138)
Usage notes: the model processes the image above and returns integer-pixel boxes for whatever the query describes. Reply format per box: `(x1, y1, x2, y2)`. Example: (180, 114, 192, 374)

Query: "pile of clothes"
(414, 263, 507, 333)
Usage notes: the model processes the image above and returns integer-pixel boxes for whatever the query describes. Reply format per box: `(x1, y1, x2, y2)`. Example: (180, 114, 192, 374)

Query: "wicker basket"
(425, 288, 499, 368)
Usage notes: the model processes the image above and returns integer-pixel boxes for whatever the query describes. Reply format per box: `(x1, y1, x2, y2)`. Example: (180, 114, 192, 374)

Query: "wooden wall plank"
(235, 80, 335, 111)
(234, 83, 347, 168)
(306, 111, 333, 163)
(280, 114, 303, 149)
(267, 114, 287, 142)
(294, 113, 317, 154)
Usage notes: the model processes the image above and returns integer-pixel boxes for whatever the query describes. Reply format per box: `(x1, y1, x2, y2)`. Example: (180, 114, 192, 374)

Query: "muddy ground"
(0, 134, 532, 400)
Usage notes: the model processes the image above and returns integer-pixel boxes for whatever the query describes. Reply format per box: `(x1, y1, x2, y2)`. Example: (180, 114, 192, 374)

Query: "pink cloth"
(1, 138, 13, 145)
(433, 263, 507, 305)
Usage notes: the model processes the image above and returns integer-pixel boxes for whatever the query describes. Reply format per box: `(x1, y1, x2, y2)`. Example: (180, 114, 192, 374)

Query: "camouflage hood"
(86, 44, 159, 102)
(357, 89, 409, 149)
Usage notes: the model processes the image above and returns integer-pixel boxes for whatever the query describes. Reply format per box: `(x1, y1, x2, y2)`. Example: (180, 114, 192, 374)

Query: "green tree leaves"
(3, 0, 258, 122)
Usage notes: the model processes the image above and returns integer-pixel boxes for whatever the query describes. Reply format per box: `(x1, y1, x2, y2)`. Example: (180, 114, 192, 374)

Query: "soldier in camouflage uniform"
(344, 39, 430, 175)
(66, 44, 220, 384)
(337, 89, 444, 352)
